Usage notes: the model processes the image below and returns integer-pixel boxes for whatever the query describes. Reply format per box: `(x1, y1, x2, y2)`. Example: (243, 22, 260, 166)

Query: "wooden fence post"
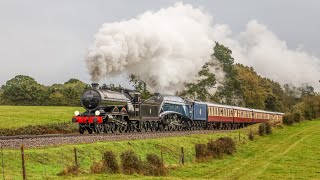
(21, 144, 26, 180)
(180, 147, 185, 165)
(1, 143, 4, 180)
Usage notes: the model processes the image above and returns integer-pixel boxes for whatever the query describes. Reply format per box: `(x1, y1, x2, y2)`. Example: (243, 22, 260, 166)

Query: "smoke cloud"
(87, 3, 320, 92)
(213, 20, 320, 89)
(86, 3, 215, 93)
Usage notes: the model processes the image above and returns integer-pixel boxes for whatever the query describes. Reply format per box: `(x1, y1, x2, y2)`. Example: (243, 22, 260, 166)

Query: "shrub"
(293, 112, 302, 122)
(218, 137, 236, 155)
(248, 131, 254, 141)
(283, 114, 294, 125)
(195, 144, 208, 161)
(90, 161, 104, 174)
(58, 165, 80, 176)
(120, 150, 143, 175)
(258, 123, 266, 136)
(207, 137, 236, 158)
(145, 153, 166, 176)
(103, 151, 119, 173)
(265, 123, 272, 135)
(207, 140, 224, 158)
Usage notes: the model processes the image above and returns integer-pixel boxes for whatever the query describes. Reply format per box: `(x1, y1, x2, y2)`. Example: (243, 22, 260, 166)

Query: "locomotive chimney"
(91, 83, 99, 89)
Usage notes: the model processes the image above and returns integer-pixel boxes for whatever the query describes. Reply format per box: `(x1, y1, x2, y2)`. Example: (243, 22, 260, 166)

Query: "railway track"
(0, 130, 231, 149)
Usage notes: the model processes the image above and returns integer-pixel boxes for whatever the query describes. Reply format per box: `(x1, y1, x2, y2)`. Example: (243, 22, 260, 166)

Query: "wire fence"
(0, 144, 192, 179)
(0, 132, 247, 179)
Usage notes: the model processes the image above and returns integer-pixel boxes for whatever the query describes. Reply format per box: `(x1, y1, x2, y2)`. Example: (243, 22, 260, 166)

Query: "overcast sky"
(0, 0, 319, 86)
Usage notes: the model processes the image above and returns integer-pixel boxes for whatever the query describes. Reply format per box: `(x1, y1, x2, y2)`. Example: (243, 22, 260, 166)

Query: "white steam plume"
(213, 20, 320, 90)
(86, 3, 215, 93)
(87, 3, 320, 92)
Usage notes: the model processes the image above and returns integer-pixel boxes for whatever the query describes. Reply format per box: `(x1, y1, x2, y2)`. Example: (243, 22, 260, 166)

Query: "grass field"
(1, 120, 319, 179)
(0, 106, 83, 129)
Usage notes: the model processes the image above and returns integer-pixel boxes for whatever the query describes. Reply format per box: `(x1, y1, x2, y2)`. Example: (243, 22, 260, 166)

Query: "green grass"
(1, 120, 319, 179)
(0, 106, 83, 128)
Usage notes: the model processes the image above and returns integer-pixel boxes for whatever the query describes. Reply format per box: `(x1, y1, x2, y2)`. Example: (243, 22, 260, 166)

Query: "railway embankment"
(0, 120, 319, 179)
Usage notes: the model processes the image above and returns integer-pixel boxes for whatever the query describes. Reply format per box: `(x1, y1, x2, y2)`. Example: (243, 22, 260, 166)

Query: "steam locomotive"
(72, 83, 284, 134)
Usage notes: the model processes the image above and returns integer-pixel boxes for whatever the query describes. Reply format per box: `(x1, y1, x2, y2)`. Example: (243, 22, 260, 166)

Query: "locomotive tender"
(72, 83, 284, 134)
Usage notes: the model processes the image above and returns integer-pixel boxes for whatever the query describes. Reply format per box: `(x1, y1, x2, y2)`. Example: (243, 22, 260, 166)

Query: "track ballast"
(0, 130, 231, 149)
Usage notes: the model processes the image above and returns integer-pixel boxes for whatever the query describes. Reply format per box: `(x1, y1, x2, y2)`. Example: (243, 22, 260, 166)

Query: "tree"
(232, 64, 287, 111)
(1, 75, 48, 105)
(129, 74, 152, 99)
(61, 79, 87, 106)
(64, 78, 83, 84)
(213, 42, 240, 104)
(179, 62, 217, 101)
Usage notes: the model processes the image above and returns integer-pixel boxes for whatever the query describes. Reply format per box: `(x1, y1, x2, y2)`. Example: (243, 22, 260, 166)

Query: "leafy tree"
(1, 75, 48, 105)
(47, 79, 87, 106)
(129, 74, 152, 99)
(64, 78, 83, 84)
(0, 88, 8, 104)
(300, 84, 315, 97)
(179, 62, 217, 101)
(213, 42, 240, 104)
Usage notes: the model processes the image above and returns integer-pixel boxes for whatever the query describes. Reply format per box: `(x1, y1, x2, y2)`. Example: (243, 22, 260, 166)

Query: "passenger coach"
(206, 103, 284, 129)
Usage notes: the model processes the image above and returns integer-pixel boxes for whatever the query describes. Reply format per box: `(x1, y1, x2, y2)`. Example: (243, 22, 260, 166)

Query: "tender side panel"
(193, 103, 207, 121)
(140, 104, 159, 120)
